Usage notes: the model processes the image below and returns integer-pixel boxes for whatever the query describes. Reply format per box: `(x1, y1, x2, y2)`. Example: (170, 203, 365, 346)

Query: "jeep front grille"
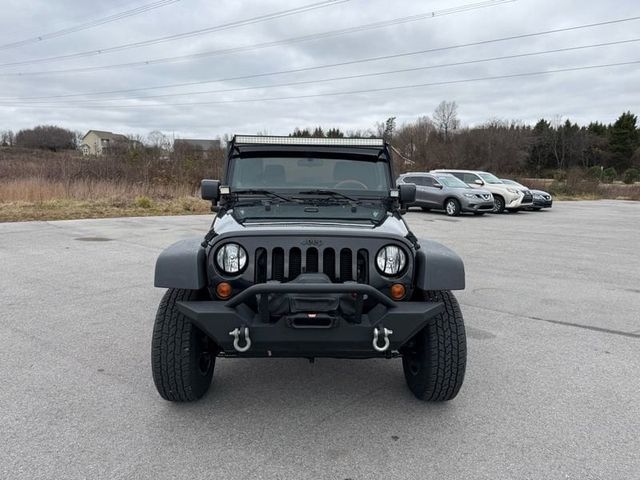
(255, 247, 368, 283)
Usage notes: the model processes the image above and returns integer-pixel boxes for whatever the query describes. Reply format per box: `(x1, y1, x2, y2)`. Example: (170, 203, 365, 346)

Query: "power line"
(0, 0, 350, 68)
(0, 0, 515, 75)
(5, 60, 638, 109)
(4, 38, 637, 105)
(2, 15, 638, 102)
(0, 0, 182, 51)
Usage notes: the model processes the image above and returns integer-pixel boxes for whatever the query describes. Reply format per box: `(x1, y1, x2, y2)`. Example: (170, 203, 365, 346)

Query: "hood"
(213, 210, 410, 238)
(531, 189, 551, 196)
(464, 187, 492, 197)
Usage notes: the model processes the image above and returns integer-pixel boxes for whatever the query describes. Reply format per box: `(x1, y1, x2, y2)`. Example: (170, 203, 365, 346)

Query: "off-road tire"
(444, 198, 461, 216)
(402, 290, 467, 401)
(492, 195, 505, 213)
(152, 288, 217, 402)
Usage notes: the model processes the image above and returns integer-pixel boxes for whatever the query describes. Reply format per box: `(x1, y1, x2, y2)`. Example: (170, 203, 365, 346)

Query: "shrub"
(623, 168, 640, 184)
(586, 166, 602, 180)
(602, 167, 617, 183)
(134, 196, 153, 208)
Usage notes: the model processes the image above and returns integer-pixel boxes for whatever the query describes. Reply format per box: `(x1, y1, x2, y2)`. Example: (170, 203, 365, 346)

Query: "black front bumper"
(177, 283, 443, 358)
(532, 198, 553, 208)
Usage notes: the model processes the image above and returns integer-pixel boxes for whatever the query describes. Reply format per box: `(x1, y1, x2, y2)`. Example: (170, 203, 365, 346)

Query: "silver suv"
(397, 172, 494, 216)
(431, 169, 533, 213)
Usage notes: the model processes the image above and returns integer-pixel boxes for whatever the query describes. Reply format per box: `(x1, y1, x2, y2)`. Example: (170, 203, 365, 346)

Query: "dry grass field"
(0, 148, 637, 222)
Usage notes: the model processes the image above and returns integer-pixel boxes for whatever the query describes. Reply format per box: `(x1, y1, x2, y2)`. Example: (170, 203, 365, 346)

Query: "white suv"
(431, 169, 533, 213)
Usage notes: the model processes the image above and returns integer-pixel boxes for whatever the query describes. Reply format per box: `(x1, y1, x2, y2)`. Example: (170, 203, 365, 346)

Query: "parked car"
(397, 172, 494, 216)
(431, 169, 533, 213)
(501, 179, 553, 210)
(152, 135, 467, 402)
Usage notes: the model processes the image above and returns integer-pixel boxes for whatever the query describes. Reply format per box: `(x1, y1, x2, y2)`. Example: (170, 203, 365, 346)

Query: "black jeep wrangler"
(152, 135, 467, 402)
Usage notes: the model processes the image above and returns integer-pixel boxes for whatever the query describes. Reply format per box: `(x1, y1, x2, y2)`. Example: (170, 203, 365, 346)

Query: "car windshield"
(227, 156, 391, 224)
(478, 173, 503, 184)
(502, 179, 525, 188)
(229, 156, 390, 194)
(434, 175, 469, 188)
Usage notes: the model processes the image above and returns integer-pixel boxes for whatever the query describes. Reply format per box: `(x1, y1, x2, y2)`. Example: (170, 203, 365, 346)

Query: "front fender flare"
(154, 237, 207, 290)
(415, 239, 465, 291)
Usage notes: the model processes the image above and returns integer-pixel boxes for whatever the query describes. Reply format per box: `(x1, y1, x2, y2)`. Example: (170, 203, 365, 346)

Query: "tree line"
(286, 102, 639, 181)
(2, 102, 638, 182)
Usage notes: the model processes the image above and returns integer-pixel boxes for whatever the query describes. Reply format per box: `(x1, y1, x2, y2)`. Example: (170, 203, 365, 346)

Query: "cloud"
(0, 0, 638, 139)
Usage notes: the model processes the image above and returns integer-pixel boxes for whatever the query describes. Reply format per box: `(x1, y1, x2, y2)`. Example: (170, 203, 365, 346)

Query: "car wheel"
(444, 198, 461, 216)
(492, 196, 505, 213)
(402, 290, 467, 401)
(152, 288, 217, 402)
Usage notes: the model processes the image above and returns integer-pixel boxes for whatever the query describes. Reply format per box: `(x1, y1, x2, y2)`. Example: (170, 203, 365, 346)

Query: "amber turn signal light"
(390, 283, 406, 300)
(216, 282, 232, 299)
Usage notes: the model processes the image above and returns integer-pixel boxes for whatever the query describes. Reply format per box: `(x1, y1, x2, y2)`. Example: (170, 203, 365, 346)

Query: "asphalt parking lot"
(1, 200, 639, 479)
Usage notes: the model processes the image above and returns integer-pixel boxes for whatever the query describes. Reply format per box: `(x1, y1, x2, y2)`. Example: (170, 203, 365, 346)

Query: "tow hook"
(372, 327, 393, 352)
(229, 327, 251, 353)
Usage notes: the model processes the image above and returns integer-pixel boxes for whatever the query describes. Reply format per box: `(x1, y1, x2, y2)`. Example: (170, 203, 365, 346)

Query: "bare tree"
(147, 130, 170, 150)
(1, 130, 15, 146)
(15, 125, 76, 150)
(433, 101, 460, 142)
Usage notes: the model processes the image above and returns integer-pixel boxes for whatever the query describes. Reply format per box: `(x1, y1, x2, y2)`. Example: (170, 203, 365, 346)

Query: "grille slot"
(306, 248, 319, 273)
(255, 248, 267, 283)
(272, 247, 285, 281)
(357, 249, 368, 284)
(340, 248, 353, 281)
(323, 248, 336, 281)
(254, 246, 366, 283)
(289, 247, 302, 279)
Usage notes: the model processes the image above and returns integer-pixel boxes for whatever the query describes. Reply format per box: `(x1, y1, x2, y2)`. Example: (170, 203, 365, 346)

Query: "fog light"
(216, 282, 232, 299)
(390, 283, 406, 300)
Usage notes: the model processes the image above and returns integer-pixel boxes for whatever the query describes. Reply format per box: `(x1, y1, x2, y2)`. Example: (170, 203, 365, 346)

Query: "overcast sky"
(0, 0, 638, 140)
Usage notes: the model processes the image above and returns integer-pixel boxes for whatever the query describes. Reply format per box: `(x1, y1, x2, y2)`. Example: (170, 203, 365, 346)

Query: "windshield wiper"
(296, 189, 359, 202)
(231, 189, 296, 203)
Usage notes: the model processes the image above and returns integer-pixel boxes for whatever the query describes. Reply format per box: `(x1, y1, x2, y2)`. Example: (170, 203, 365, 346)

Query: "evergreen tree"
(609, 111, 638, 170)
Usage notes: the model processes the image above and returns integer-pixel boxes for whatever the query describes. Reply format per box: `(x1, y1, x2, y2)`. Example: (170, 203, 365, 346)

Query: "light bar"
(234, 135, 384, 147)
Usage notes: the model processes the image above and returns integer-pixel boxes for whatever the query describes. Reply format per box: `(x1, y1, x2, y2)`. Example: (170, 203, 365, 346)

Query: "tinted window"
(463, 173, 480, 184)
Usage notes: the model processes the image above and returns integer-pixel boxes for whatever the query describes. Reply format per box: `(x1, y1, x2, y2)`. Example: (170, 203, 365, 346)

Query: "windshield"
(502, 179, 524, 188)
(434, 175, 470, 189)
(479, 173, 503, 184)
(228, 156, 390, 194)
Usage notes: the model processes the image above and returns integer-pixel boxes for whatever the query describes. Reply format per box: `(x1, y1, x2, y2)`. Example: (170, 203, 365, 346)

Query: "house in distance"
(80, 130, 129, 155)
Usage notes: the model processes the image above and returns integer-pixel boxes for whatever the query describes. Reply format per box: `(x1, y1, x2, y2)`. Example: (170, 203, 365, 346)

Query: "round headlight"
(376, 245, 407, 276)
(215, 243, 247, 274)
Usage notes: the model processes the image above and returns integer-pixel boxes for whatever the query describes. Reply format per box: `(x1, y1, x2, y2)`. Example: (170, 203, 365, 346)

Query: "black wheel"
(421, 207, 431, 212)
(152, 288, 218, 402)
(492, 196, 505, 213)
(473, 212, 485, 216)
(402, 290, 467, 401)
(444, 198, 461, 216)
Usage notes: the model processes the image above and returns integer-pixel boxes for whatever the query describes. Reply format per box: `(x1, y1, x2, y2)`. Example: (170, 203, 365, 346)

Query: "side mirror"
(474, 179, 484, 186)
(398, 183, 416, 204)
(201, 179, 220, 202)
(434, 183, 443, 189)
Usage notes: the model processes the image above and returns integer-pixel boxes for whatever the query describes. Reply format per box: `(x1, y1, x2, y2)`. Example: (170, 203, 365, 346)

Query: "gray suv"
(397, 172, 494, 216)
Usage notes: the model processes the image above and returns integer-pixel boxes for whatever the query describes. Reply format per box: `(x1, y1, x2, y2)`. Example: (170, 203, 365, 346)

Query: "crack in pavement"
(461, 302, 640, 339)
